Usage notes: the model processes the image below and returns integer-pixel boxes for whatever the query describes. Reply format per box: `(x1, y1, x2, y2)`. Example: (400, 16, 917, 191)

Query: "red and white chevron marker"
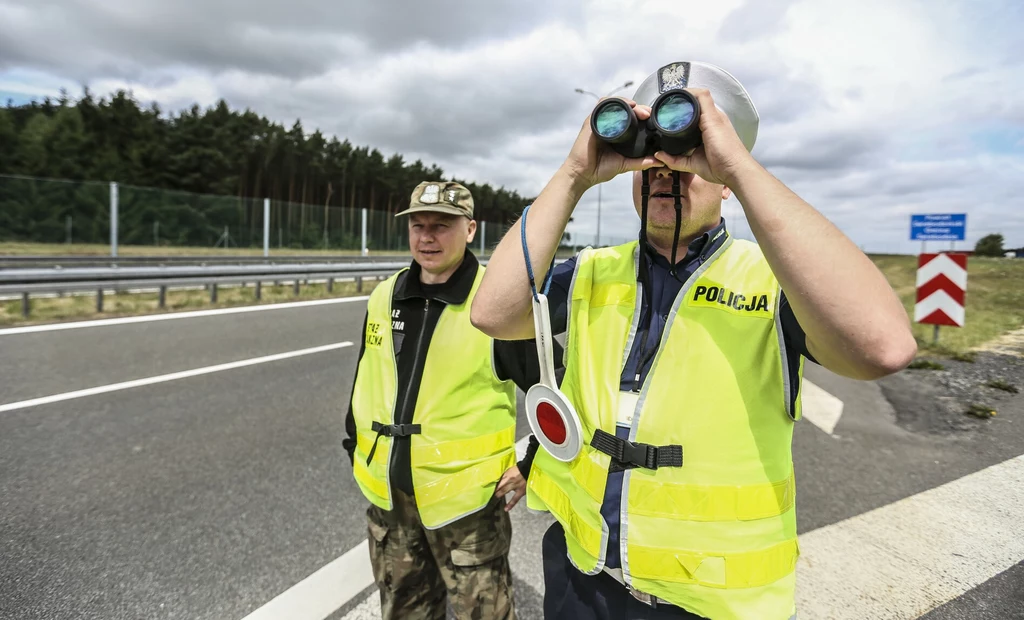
(914, 253, 968, 327)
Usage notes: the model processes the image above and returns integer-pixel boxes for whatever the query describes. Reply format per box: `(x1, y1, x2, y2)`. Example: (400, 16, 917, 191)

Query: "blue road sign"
(910, 214, 967, 241)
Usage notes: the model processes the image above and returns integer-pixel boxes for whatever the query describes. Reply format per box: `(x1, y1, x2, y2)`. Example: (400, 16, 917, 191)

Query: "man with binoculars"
(471, 61, 917, 619)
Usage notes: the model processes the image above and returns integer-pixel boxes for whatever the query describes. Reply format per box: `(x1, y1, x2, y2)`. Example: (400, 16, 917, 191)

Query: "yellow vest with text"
(526, 237, 803, 620)
(351, 266, 518, 529)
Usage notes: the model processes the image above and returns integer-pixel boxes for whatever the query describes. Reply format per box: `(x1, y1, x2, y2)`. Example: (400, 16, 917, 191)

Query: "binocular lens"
(593, 101, 631, 139)
(654, 94, 696, 133)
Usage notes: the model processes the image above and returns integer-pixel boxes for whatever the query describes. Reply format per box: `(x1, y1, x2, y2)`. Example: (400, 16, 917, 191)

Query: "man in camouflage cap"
(344, 180, 543, 619)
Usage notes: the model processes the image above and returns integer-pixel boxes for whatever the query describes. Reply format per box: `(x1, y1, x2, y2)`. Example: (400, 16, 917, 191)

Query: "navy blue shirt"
(544, 218, 816, 569)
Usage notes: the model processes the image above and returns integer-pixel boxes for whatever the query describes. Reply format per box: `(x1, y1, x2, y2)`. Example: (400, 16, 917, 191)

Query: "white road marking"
(239, 540, 375, 620)
(796, 454, 1024, 618)
(238, 434, 537, 620)
(801, 379, 844, 435)
(0, 342, 353, 413)
(233, 432, 1024, 620)
(0, 296, 369, 337)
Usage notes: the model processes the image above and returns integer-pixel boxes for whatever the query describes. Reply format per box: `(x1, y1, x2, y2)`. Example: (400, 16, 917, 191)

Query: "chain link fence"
(0, 174, 517, 255)
(0, 174, 110, 245)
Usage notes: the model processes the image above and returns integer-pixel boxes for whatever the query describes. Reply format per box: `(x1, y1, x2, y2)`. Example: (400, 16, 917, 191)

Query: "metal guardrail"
(0, 254, 408, 269)
(2, 260, 422, 318)
(0, 262, 413, 285)
(1, 255, 572, 319)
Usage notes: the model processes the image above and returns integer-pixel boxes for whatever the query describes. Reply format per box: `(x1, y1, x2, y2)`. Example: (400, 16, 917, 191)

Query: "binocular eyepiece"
(590, 89, 702, 158)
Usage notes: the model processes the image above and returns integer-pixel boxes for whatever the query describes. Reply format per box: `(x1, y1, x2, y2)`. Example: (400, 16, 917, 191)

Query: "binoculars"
(590, 89, 702, 158)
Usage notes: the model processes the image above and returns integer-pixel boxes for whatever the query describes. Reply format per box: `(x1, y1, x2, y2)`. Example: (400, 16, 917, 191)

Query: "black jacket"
(343, 250, 546, 495)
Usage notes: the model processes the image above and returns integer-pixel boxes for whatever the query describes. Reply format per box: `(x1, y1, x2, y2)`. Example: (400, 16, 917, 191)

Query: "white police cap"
(631, 61, 759, 152)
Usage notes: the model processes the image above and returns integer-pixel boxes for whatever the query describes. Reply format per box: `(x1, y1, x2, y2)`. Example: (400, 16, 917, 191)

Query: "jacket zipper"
(389, 298, 431, 489)
(618, 243, 726, 582)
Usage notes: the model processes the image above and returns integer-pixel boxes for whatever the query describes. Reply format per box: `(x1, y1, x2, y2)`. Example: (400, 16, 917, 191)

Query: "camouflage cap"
(395, 181, 474, 218)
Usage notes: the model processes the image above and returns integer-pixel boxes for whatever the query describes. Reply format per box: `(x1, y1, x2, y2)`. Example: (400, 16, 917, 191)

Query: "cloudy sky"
(1, 0, 1022, 253)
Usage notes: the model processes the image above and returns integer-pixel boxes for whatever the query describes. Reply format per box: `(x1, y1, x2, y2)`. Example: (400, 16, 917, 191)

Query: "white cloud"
(1, 0, 1022, 252)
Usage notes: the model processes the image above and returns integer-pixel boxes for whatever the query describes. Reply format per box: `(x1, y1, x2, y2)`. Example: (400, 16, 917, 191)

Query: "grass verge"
(5, 251, 1021, 344)
(870, 254, 1024, 357)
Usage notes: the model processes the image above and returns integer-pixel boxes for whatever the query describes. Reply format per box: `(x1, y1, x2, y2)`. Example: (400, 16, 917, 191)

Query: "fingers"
(686, 88, 714, 109)
(654, 147, 708, 177)
(494, 467, 526, 498)
(686, 88, 730, 129)
(654, 150, 687, 170)
(505, 487, 526, 511)
(494, 471, 511, 497)
(619, 154, 665, 174)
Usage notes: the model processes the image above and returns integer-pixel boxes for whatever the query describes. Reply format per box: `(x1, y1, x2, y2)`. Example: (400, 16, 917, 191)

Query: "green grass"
(870, 254, 1024, 357)
(965, 404, 997, 419)
(985, 379, 1019, 394)
(949, 351, 978, 363)
(5, 249, 1022, 345)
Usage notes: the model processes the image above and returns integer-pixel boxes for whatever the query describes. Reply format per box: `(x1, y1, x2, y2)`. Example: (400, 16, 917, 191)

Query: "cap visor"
(394, 204, 471, 218)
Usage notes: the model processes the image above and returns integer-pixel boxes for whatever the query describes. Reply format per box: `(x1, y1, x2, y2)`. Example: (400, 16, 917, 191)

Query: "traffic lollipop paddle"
(520, 206, 583, 462)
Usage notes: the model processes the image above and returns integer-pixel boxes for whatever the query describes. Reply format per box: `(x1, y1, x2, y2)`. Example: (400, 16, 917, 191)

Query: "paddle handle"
(531, 294, 558, 389)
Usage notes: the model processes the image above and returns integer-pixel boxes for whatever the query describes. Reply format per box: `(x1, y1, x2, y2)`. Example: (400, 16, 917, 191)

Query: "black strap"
(366, 421, 422, 465)
(669, 171, 683, 279)
(591, 428, 683, 473)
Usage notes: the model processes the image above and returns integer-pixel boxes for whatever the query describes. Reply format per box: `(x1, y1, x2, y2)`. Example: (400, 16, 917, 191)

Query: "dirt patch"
(878, 351, 1024, 435)
(976, 326, 1024, 359)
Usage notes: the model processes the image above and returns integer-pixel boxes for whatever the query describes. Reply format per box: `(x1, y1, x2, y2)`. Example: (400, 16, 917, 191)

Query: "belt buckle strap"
(370, 421, 422, 437)
(620, 439, 657, 470)
(591, 429, 683, 472)
(366, 422, 422, 465)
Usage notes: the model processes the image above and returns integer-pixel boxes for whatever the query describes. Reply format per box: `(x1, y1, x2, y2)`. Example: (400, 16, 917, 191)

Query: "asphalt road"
(1, 299, 1022, 620)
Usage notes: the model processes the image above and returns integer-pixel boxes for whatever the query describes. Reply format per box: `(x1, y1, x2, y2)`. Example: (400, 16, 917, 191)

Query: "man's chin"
(416, 253, 450, 270)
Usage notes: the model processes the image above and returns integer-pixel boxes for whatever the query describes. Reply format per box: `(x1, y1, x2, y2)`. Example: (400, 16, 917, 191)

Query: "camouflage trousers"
(366, 489, 515, 620)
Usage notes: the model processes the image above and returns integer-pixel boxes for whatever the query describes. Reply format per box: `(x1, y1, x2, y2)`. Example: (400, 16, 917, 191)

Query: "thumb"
(654, 149, 702, 173)
(621, 155, 665, 173)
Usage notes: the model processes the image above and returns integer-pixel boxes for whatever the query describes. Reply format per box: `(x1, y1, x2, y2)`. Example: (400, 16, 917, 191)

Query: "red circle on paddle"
(537, 402, 567, 445)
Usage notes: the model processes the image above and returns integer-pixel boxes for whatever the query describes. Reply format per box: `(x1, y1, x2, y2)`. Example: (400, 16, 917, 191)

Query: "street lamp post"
(573, 80, 633, 247)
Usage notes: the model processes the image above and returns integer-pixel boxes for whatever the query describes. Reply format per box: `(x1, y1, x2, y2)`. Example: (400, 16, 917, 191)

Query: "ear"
(721, 186, 733, 201)
(466, 218, 477, 243)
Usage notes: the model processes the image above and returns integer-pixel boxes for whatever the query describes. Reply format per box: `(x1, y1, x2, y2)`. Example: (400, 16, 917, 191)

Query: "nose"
(653, 167, 693, 184)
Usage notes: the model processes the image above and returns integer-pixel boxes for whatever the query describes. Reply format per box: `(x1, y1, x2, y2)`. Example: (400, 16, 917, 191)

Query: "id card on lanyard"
(616, 391, 640, 429)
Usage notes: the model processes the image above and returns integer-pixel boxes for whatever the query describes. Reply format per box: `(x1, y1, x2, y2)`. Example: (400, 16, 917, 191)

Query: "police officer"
(343, 180, 541, 620)
(471, 62, 917, 619)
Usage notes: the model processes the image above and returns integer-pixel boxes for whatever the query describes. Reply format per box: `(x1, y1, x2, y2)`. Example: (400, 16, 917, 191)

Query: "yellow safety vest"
(526, 237, 803, 620)
(351, 265, 518, 529)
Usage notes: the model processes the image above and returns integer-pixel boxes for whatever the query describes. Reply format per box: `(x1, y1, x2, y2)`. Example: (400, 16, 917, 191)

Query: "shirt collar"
(394, 249, 479, 305)
(644, 217, 729, 268)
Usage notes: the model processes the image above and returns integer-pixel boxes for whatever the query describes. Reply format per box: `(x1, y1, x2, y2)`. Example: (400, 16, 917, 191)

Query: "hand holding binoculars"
(590, 89, 702, 158)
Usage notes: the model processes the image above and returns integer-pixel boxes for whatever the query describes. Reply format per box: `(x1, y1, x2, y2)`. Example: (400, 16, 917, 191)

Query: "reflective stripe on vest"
(526, 237, 803, 620)
(351, 266, 517, 529)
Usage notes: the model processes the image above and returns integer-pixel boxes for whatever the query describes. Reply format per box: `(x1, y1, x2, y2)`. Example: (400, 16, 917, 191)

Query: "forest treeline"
(0, 88, 532, 247)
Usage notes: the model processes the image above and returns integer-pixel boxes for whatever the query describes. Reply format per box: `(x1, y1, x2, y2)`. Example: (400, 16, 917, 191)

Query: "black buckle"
(370, 421, 421, 437)
(591, 429, 683, 472)
(366, 421, 422, 465)
(620, 439, 657, 470)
